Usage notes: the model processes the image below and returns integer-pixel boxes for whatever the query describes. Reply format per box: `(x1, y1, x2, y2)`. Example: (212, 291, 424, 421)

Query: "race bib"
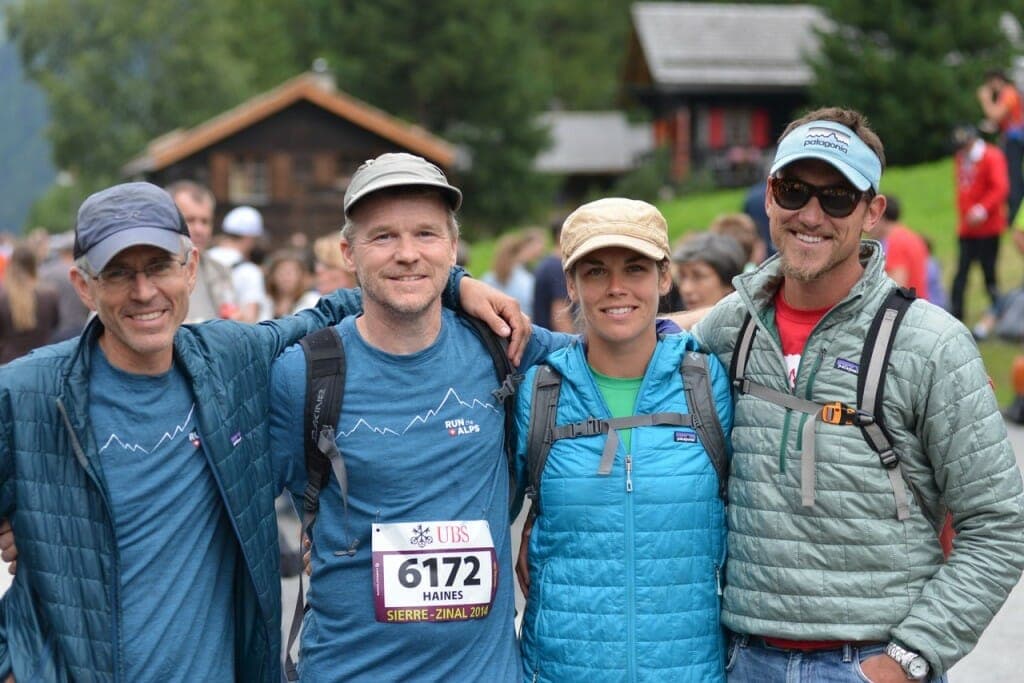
(372, 519, 497, 624)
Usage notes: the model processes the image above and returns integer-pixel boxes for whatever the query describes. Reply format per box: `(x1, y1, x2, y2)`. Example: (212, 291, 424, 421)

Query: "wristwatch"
(885, 642, 930, 679)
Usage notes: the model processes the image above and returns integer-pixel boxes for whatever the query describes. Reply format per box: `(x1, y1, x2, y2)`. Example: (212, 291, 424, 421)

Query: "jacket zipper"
(624, 444, 636, 680)
(795, 347, 828, 452)
(58, 398, 126, 682)
(198, 430, 270, 679)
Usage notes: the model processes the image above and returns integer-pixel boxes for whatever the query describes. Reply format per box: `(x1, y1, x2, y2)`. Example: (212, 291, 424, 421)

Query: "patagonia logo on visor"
(834, 358, 859, 375)
(804, 127, 850, 154)
(674, 431, 697, 443)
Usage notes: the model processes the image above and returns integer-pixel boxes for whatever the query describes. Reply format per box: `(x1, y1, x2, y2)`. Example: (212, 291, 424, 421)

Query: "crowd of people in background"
(0, 171, 988, 366)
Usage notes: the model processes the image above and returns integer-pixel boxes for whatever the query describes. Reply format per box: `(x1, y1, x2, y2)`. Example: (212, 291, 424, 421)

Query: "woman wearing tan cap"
(513, 197, 733, 682)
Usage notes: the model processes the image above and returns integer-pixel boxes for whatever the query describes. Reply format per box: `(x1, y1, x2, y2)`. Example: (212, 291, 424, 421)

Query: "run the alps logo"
(445, 417, 481, 437)
(804, 126, 850, 153)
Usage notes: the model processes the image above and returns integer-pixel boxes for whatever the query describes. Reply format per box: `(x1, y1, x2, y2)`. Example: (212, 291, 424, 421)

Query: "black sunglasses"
(770, 177, 871, 218)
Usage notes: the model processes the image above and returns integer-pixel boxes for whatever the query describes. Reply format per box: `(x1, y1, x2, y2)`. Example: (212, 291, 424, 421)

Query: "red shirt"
(882, 225, 929, 300)
(774, 288, 829, 390)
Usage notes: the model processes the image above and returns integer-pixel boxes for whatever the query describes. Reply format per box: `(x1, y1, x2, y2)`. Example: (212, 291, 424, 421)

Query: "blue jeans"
(725, 634, 947, 683)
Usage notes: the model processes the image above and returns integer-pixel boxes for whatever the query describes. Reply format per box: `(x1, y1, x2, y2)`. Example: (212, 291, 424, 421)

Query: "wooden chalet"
(124, 71, 458, 244)
(624, 2, 828, 186)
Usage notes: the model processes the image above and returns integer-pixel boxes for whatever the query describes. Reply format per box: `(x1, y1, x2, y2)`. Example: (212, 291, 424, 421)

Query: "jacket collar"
(733, 239, 890, 324)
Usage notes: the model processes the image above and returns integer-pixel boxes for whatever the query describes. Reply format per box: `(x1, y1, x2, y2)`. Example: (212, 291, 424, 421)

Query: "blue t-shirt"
(270, 311, 567, 682)
(89, 347, 237, 682)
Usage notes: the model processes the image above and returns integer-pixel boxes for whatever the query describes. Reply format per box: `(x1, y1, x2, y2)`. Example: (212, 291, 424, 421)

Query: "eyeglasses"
(92, 257, 188, 289)
(770, 177, 871, 218)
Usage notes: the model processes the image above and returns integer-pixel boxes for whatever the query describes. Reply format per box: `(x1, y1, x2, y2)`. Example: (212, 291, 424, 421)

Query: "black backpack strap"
(524, 364, 562, 516)
(681, 351, 730, 502)
(730, 313, 756, 393)
(286, 326, 350, 681)
(299, 327, 347, 517)
(856, 286, 916, 521)
(458, 313, 523, 501)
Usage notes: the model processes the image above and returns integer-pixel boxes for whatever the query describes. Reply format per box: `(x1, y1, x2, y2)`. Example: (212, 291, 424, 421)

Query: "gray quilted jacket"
(0, 290, 362, 682)
(694, 241, 1024, 675)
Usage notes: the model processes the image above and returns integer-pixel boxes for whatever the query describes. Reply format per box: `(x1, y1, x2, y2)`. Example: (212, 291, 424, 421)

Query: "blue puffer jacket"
(0, 290, 361, 682)
(514, 333, 733, 683)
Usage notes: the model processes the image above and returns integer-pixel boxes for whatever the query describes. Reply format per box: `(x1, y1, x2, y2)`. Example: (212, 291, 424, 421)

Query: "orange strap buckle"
(820, 401, 856, 425)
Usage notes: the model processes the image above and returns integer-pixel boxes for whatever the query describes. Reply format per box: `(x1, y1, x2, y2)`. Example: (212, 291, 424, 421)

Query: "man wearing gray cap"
(0, 180, 524, 682)
(268, 153, 570, 681)
(690, 108, 1024, 681)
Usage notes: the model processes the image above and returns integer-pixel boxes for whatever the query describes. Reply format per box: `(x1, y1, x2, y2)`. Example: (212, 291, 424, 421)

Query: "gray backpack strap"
(729, 313, 757, 392)
(681, 351, 730, 502)
(552, 413, 695, 476)
(856, 287, 916, 521)
(524, 364, 562, 516)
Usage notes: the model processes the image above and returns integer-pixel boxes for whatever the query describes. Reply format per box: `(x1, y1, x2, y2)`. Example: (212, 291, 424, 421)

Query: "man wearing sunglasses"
(691, 107, 1024, 682)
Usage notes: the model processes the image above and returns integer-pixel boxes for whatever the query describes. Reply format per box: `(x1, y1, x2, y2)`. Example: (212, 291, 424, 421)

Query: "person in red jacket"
(951, 124, 1009, 322)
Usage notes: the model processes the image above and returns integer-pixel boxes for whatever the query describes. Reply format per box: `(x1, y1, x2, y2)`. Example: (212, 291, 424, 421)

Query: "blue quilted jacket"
(514, 333, 733, 683)
(0, 290, 361, 682)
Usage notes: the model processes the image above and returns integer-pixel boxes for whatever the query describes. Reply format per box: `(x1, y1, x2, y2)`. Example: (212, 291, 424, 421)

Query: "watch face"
(908, 658, 929, 678)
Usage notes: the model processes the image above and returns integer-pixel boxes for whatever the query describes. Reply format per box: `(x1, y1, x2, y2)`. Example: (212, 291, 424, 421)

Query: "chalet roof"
(534, 111, 654, 174)
(124, 72, 457, 175)
(630, 2, 828, 93)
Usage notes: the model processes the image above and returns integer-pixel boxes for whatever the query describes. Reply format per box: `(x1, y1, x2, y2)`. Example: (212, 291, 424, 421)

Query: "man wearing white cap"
(691, 107, 1024, 681)
(207, 205, 270, 322)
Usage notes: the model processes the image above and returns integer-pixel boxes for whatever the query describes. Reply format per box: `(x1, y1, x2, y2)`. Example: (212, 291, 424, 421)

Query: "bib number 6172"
(398, 555, 482, 588)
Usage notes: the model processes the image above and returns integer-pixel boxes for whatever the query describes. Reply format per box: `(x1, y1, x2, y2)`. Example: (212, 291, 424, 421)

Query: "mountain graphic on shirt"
(339, 387, 499, 438)
(98, 404, 196, 454)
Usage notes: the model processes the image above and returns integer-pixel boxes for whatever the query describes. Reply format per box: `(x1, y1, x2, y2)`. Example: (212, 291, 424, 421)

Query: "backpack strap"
(285, 327, 352, 681)
(458, 313, 522, 501)
(552, 412, 698, 477)
(681, 351, 730, 502)
(524, 364, 562, 516)
(856, 286, 916, 521)
(730, 313, 757, 393)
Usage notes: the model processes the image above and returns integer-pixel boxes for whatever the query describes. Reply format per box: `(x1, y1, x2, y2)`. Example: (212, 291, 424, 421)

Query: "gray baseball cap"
(343, 152, 462, 216)
(74, 182, 188, 272)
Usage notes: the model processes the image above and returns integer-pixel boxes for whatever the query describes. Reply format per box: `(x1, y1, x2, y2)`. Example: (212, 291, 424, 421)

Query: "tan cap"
(560, 197, 671, 272)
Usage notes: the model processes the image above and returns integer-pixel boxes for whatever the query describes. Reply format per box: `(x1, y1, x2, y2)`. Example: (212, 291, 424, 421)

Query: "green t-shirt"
(592, 367, 642, 452)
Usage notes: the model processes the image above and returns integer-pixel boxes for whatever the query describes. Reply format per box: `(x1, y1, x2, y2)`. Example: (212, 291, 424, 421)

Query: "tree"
(283, 0, 556, 232)
(809, 2, 1020, 165)
(534, 0, 635, 110)
(5, 0, 272, 188)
